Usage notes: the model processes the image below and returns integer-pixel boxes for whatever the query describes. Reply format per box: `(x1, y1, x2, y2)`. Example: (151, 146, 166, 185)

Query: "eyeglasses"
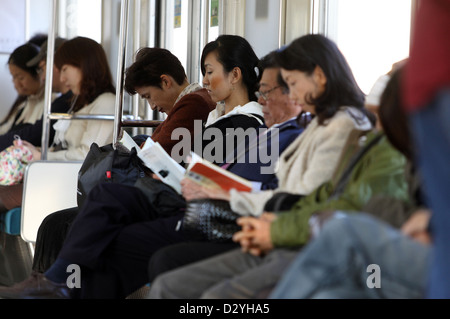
(255, 86, 282, 101)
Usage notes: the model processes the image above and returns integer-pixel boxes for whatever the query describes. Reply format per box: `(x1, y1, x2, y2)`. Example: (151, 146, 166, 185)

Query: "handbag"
(133, 176, 186, 218)
(76, 139, 147, 208)
(182, 199, 242, 243)
(0, 140, 34, 186)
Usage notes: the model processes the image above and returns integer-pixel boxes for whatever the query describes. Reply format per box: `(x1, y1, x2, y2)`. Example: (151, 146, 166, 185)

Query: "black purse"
(182, 199, 241, 243)
(77, 139, 148, 209)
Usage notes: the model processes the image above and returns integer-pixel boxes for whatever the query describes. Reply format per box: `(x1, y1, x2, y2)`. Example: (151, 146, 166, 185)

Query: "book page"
(138, 137, 186, 194)
(119, 130, 140, 151)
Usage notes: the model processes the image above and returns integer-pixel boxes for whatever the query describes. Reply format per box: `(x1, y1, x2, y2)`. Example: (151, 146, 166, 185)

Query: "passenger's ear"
(230, 67, 242, 85)
(160, 74, 172, 89)
(313, 65, 327, 89)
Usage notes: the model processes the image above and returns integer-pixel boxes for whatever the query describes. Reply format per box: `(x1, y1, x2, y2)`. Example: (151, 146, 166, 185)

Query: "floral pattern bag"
(0, 136, 34, 186)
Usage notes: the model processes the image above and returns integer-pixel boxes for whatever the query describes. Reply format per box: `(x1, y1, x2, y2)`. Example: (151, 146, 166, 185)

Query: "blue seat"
(0, 207, 32, 287)
(1, 207, 22, 236)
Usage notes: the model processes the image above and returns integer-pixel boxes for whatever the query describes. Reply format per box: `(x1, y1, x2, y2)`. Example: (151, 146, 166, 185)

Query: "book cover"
(186, 152, 252, 192)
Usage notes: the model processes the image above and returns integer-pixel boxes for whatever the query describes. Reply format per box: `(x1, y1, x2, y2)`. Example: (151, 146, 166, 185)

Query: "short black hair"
(258, 50, 287, 90)
(125, 47, 187, 95)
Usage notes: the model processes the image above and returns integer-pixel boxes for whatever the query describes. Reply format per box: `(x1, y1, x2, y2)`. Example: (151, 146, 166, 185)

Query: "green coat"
(270, 130, 409, 247)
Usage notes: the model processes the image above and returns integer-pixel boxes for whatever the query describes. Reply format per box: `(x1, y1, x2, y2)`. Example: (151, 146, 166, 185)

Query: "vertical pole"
(113, 0, 130, 147)
(132, 0, 142, 136)
(40, 0, 57, 160)
(278, 0, 286, 48)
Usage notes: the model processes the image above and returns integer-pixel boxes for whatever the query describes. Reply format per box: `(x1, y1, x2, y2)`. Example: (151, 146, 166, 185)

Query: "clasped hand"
(232, 212, 277, 257)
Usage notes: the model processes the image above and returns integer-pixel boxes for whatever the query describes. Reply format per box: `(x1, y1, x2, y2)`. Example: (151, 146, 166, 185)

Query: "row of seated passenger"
(0, 8, 446, 299)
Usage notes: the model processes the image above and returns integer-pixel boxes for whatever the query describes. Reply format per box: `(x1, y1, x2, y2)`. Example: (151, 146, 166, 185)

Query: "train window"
(245, 0, 284, 57)
(279, 0, 313, 49)
(162, 0, 189, 72)
(324, 0, 412, 94)
(58, 0, 102, 43)
(207, 0, 220, 42)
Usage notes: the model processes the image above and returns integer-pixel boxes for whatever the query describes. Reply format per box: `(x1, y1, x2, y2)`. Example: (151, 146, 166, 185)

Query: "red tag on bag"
(106, 171, 112, 179)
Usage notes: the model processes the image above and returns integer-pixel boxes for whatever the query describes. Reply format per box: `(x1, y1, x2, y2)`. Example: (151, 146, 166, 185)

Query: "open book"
(120, 131, 253, 194)
(185, 152, 253, 192)
(120, 131, 185, 194)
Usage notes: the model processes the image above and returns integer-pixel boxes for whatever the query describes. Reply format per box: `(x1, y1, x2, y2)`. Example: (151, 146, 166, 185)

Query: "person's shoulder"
(214, 113, 263, 131)
(84, 92, 116, 114)
(183, 88, 214, 105)
(186, 87, 209, 99)
(324, 107, 372, 130)
(94, 92, 116, 103)
(175, 89, 216, 113)
(278, 118, 304, 131)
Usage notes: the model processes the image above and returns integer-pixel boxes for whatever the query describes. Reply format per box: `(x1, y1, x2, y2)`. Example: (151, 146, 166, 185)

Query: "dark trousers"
(33, 207, 79, 272)
(59, 182, 186, 299)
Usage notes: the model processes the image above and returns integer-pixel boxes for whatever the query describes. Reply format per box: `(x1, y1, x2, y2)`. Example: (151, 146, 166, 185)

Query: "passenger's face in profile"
(202, 51, 233, 103)
(9, 64, 41, 96)
(135, 85, 172, 114)
(281, 68, 326, 114)
(60, 64, 82, 95)
(258, 68, 301, 127)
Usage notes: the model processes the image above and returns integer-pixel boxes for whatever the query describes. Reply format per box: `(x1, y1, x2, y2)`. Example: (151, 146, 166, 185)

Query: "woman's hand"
(181, 178, 231, 201)
(14, 139, 41, 161)
(401, 209, 432, 245)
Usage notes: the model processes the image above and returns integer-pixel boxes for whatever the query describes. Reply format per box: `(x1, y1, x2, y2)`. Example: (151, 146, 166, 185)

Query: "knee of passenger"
(147, 274, 173, 299)
(148, 248, 170, 282)
(319, 213, 351, 234)
(319, 213, 376, 244)
(200, 288, 221, 299)
(38, 211, 60, 232)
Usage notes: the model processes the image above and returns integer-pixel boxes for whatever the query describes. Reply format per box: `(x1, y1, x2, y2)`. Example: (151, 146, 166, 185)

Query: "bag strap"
(329, 133, 383, 199)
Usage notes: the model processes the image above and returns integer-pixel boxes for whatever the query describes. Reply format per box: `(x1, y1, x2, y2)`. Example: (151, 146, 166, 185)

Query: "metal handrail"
(40, 0, 162, 159)
(48, 113, 162, 128)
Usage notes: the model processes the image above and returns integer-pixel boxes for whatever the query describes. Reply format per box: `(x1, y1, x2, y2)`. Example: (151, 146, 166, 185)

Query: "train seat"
(0, 161, 82, 287)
